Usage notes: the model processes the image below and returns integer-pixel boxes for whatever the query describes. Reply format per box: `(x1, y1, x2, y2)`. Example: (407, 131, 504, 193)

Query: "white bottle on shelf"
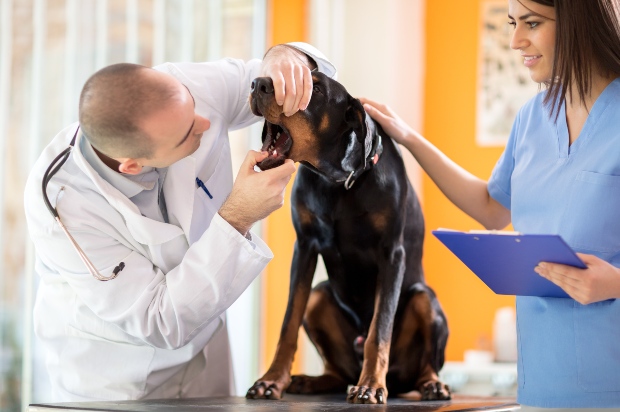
(493, 306, 517, 363)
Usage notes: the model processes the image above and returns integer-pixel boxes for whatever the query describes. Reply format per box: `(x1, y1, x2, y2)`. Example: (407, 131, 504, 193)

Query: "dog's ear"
(341, 96, 368, 173)
(345, 95, 367, 143)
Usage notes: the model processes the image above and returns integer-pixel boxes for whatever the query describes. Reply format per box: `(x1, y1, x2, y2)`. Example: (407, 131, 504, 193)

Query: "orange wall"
(261, 0, 308, 374)
(422, 0, 515, 361)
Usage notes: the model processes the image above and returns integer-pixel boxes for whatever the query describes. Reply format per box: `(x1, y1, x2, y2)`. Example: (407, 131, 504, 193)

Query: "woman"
(362, 0, 620, 408)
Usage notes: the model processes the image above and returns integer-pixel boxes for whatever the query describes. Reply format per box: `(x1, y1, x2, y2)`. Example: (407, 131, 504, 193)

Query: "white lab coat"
(24, 43, 336, 402)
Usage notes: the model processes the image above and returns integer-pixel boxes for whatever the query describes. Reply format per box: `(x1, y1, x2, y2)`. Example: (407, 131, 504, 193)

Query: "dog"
(245, 72, 451, 404)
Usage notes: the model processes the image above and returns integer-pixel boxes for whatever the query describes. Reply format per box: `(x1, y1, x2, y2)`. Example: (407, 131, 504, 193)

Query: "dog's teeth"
(274, 150, 277, 156)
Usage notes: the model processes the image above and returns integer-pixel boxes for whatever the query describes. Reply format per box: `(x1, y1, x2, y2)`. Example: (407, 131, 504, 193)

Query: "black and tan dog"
(245, 72, 451, 404)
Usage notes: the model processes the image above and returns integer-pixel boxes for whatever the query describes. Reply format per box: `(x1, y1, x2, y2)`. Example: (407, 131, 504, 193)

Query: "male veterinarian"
(24, 43, 335, 402)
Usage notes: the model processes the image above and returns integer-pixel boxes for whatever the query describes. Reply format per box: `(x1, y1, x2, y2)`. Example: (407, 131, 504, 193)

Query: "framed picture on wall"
(476, 0, 538, 146)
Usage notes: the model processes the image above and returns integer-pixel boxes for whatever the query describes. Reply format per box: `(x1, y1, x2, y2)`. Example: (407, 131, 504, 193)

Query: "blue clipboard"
(432, 230, 587, 298)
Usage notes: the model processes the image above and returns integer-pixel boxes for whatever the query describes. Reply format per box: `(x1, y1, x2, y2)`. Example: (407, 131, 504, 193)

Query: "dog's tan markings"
(353, 299, 390, 400)
(304, 287, 360, 387)
(281, 117, 320, 165)
(415, 363, 450, 400)
(392, 300, 420, 353)
(290, 286, 359, 393)
(263, 104, 284, 123)
(392, 290, 433, 354)
(415, 363, 440, 388)
(413, 291, 434, 352)
(356, 108, 364, 125)
(295, 203, 314, 228)
(369, 211, 389, 232)
(319, 113, 330, 134)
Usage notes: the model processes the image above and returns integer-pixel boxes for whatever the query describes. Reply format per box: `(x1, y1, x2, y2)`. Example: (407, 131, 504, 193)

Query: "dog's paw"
(420, 380, 451, 400)
(346, 385, 387, 404)
(246, 374, 291, 400)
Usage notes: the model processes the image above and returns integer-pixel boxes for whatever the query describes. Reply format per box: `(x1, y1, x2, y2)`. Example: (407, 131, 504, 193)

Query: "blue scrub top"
(488, 78, 620, 408)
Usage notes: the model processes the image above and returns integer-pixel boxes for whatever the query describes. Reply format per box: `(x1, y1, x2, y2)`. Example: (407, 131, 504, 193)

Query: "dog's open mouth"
(257, 122, 293, 170)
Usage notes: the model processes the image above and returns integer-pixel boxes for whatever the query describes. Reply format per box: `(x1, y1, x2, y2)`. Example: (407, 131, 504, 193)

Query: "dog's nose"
(251, 77, 274, 95)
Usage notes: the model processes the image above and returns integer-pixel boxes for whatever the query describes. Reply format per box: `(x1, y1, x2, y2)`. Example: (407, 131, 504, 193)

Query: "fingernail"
(265, 390, 271, 396)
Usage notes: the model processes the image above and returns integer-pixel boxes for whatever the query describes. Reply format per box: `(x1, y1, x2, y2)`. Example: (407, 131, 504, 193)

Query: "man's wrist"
(218, 206, 252, 238)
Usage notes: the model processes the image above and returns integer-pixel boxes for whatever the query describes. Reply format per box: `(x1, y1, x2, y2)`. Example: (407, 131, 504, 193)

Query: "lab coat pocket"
(61, 326, 155, 400)
(574, 299, 620, 392)
(564, 171, 620, 255)
(190, 141, 233, 244)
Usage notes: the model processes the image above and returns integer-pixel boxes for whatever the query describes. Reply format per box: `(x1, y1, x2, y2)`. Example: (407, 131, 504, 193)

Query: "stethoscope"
(42, 126, 124, 281)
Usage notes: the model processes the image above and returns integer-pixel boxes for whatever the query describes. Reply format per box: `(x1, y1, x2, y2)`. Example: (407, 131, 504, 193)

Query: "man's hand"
(535, 253, 620, 304)
(218, 150, 296, 236)
(261, 45, 316, 117)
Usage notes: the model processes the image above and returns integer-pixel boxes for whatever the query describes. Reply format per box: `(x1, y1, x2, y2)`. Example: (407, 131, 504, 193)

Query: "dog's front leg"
(347, 244, 406, 405)
(246, 240, 318, 400)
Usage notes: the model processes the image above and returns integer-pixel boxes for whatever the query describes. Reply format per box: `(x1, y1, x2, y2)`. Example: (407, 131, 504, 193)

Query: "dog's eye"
(313, 85, 322, 94)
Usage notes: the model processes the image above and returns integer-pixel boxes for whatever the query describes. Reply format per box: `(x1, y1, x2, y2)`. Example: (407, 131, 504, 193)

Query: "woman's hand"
(359, 97, 419, 147)
(535, 253, 620, 304)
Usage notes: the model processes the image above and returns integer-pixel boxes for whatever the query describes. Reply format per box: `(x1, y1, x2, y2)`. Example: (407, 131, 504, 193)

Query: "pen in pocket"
(196, 177, 213, 199)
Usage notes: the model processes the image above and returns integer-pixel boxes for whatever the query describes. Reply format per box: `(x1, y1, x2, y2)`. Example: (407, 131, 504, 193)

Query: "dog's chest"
(295, 189, 386, 265)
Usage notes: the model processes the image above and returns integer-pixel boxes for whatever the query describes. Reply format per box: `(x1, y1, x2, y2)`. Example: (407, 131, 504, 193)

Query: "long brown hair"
(530, 0, 620, 117)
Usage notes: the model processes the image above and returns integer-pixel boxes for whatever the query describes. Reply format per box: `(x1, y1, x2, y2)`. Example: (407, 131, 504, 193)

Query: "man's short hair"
(79, 63, 176, 159)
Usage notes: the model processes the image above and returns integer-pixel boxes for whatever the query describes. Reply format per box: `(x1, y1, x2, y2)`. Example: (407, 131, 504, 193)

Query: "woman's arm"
(360, 97, 510, 230)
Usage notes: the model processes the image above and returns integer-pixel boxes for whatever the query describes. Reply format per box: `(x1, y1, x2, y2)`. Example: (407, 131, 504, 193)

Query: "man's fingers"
(241, 150, 268, 172)
(264, 159, 296, 179)
(299, 65, 313, 110)
(272, 72, 286, 106)
(288, 66, 305, 116)
(282, 68, 297, 116)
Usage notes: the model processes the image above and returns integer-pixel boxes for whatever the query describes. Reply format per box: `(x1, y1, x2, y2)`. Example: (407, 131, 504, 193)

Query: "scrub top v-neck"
(487, 77, 620, 408)
(556, 80, 617, 159)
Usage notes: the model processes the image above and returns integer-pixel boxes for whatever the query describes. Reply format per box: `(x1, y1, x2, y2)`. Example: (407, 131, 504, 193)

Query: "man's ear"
(345, 95, 366, 143)
(117, 158, 143, 175)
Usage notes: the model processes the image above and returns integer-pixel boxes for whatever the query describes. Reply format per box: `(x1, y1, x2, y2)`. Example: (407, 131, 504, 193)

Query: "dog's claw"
(377, 388, 385, 404)
(347, 385, 385, 404)
(420, 380, 451, 401)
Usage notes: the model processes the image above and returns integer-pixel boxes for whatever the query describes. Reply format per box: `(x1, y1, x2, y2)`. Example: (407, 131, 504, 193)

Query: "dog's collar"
(343, 113, 383, 190)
